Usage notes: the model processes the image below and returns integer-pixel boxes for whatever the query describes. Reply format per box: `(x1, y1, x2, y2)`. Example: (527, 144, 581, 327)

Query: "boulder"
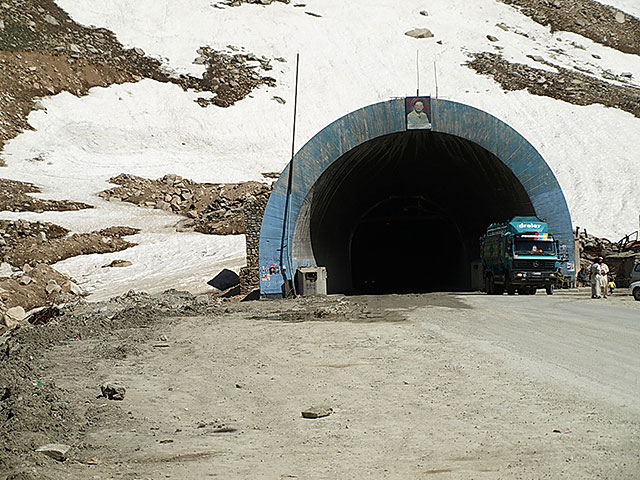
(62, 281, 83, 296)
(301, 406, 333, 419)
(3, 306, 26, 329)
(101, 382, 126, 400)
(35, 443, 70, 462)
(0, 262, 13, 278)
(405, 28, 434, 39)
(45, 280, 62, 295)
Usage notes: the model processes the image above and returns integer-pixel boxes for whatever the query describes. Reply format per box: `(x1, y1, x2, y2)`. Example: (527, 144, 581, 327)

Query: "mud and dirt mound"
(0, 178, 92, 212)
(0, 219, 139, 267)
(0, 262, 83, 314)
(499, 0, 640, 55)
(99, 173, 272, 235)
(467, 52, 640, 118)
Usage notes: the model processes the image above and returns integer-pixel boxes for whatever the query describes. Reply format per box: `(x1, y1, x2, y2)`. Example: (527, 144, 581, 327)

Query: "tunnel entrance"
(259, 98, 574, 298)
(350, 197, 465, 294)
(308, 131, 535, 294)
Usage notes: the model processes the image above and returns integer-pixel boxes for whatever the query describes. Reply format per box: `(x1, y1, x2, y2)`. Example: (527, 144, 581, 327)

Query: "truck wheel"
(494, 283, 504, 295)
(545, 284, 554, 295)
(633, 287, 640, 301)
(507, 285, 516, 295)
(530, 287, 537, 295)
(517, 287, 527, 295)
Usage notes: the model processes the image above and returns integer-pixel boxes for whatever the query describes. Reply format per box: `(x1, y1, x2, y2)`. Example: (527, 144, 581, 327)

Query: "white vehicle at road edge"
(631, 281, 640, 301)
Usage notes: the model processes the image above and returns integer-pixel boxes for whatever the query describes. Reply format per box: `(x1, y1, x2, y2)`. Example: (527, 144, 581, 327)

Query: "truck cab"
(480, 216, 560, 295)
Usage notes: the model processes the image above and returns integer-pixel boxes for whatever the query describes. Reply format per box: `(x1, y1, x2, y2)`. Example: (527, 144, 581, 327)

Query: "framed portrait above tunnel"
(406, 96, 432, 130)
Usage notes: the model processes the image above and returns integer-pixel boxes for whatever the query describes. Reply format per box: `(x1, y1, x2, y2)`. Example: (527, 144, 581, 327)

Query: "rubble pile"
(99, 173, 273, 235)
(468, 52, 640, 118)
(187, 46, 277, 108)
(1, 220, 138, 267)
(0, 218, 68, 251)
(0, 262, 84, 319)
(499, 0, 640, 55)
(196, 181, 272, 235)
(0, 178, 92, 212)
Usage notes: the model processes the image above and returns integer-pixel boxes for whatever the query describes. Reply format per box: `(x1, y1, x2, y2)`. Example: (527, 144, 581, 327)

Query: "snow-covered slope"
(2, 0, 639, 298)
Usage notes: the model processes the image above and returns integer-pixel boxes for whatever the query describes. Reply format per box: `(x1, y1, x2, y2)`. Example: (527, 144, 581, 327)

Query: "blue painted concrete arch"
(259, 98, 574, 296)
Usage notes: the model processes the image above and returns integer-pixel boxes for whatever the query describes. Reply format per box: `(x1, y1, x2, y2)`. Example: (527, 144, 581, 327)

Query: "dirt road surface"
(3, 290, 639, 479)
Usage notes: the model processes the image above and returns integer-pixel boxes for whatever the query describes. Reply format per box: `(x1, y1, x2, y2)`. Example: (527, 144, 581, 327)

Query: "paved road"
(420, 289, 640, 411)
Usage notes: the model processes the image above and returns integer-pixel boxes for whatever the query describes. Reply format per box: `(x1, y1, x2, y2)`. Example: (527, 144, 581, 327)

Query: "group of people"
(589, 256, 611, 299)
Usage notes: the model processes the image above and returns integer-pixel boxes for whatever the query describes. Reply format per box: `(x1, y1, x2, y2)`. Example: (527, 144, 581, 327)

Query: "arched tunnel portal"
(259, 98, 574, 297)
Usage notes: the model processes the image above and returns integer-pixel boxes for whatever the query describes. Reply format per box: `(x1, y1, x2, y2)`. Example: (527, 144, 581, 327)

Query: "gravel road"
(4, 289, 639, 479)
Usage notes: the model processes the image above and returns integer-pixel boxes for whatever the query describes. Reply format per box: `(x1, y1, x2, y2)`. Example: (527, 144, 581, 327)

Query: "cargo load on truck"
(480, 216, 560, 295)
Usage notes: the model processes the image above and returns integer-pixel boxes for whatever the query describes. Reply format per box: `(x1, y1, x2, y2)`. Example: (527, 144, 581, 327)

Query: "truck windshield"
(514, 239, 556, 256)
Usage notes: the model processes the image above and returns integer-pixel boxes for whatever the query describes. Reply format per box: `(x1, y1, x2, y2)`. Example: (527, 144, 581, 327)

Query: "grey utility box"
(471, 259, 484, 291)
(296, 267, 327, 296)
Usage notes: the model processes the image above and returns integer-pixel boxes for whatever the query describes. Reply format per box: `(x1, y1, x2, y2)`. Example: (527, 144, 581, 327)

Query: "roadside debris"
(101, 382, 126, 400)
(35, 443, 71, 462)
(301, 406, 333, 419)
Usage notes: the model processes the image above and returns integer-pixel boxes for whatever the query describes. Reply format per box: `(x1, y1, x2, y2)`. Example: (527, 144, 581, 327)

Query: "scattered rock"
(3, 306, 26, 328)
(527, 54, 545, 62)
(301, 406, 333, 419)
(101, 382, 126, 400)
(62, 281, 83, 296)
(405, 28, 434, 39)
(43, 14, 60, 25)
(272, 96, 286, 104)
(615, 11, 625, 24)
(305, 11, 322, 17)
(35, 443, 71, 462)
(419, 10, 429, 16)
(45, 280, 62, 295)
(0, 262, 13, 278)
(487, 35, 499, 42)
(104, 260, 133, 268)
(18, 276, 33, 286)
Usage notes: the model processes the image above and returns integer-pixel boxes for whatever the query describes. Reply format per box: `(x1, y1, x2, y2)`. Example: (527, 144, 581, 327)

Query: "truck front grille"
(513, 259, 556, 271)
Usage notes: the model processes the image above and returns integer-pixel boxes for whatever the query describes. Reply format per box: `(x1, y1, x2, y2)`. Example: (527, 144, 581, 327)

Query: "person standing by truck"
(590, 258, 602, 299)
(599, 257, 609, 298)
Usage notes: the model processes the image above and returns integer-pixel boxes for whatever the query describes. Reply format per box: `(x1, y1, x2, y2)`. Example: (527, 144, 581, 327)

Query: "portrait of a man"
(406, 97, 432, 130)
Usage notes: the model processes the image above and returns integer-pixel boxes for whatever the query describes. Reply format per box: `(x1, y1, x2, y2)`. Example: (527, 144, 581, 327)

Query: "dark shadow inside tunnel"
(303, 130, 535, 294)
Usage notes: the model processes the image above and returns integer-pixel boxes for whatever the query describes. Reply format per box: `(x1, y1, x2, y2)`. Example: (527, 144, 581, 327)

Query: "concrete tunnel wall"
(259, 98, 575, 296)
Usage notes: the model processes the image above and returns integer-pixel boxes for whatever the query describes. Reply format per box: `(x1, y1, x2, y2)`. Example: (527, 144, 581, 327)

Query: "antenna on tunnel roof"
(280, 52, 300, 297)
(434, 59, 439, 98)
(416, 49, 420, 96)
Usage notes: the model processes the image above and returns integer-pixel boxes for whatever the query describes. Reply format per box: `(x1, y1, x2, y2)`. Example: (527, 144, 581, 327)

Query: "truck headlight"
(516, 273, 523, 277)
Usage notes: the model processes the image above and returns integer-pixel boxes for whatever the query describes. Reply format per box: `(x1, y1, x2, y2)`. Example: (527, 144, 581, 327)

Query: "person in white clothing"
(599, 257, 609, 298)
(590, 259, 602, 299)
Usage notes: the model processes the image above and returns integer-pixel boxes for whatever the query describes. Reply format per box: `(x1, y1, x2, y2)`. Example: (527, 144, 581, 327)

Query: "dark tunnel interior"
(307, 131, 535, 294)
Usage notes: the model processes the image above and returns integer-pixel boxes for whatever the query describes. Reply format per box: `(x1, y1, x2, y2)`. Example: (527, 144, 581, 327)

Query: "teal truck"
(480, 216, 560, 295)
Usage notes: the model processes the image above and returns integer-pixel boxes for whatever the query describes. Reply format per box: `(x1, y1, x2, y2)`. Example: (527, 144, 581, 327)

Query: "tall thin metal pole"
(434, 60, 439, 98)
(416, 50, 420, 96)
(280, 53, 300, 296)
